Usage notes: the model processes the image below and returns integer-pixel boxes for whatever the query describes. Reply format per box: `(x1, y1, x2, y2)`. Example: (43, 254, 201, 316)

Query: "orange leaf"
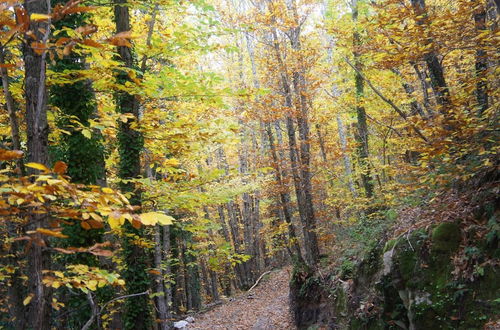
(53, 247, 76, 254)
(108, 37, 131, 47)
(36, 228, 68, 238)
(81, 39, 103, 48)
(75, 24, 97, 36)
(53, 161, 68, 174)
(0, 148, 23, 161)
(114, 31, 133, 39)
(132, 219, 142, 229)
(89, 249, 113, 257)
(15, 7, 29, 32)
(88, 219, 104, 229)
(55, 37, 70, 46)
(31, 42, 47, 55)
(63, 44, 74, 56)
(63, 6, 96, 16)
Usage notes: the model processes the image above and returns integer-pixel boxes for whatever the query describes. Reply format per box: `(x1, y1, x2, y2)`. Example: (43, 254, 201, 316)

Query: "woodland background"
(0, 0, 498, 329)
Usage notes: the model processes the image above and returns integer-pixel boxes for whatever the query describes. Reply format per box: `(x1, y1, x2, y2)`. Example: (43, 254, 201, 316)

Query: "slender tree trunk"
(337, 115, 357, 197)
(1, 45, 25, 328)
(473, 1, 489, 114)
(202, 204, 220, 302)
(216, 206, 234, 296)
(23, 0, 52, 328)
(0, 47, 24, 173)
(113, 1, 151, 328)
(162, 226, 173, 315)
(180, 231, 201, 311)
(154, 225, 170, 330)
(413, 63, 434, 116)
(268, 23, 319, 265)
(216, 147, 249, 288)
(391, 69, 427, 118)
(410, 0, 451, 109)
(352, 0, 374, 199)
(266, 122, 304, 263)
(286, 0, 321, 265)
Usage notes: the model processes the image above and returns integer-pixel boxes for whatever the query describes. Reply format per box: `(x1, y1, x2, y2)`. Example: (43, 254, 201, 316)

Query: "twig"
(100, 290, 150, 312)
(344, 57, 429, 143)
(247, 271, 271, 292)
(81, 290, 150, 330)
(140, 3, 159, 73)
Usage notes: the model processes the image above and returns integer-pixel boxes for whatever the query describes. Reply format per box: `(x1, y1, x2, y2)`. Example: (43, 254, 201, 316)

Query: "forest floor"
(189, 268, 296, 329)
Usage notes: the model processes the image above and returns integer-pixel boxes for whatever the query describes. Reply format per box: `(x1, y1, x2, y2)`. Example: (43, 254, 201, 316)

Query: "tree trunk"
(266, 122, 304, 263)
(352, 0, 374, 199)
(289, 18, 320, 265)
(410, 0, 451, 109)
(216, 147, 249, 288)
(113, 1, 151, 328)
(23, 0, 52, 328)
(162, 226, 173, 315)
(413, 63, 435, 116)
(268, 21, 319, 265)
(154, 225, 170, 330)
(0, 47, 24, 173)
(473, 1, 489, 114)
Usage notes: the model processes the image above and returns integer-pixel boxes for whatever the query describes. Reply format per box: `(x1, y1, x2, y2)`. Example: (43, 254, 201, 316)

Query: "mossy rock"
(431, 222, 461, 253)
(393, 229, 427, 283)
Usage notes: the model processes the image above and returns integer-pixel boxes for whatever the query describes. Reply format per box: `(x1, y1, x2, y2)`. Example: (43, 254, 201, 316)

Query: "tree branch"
(344, 57, 429, 143)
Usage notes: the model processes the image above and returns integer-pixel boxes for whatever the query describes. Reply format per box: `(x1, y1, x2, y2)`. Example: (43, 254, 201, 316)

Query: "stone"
(173, 320, 189, 329)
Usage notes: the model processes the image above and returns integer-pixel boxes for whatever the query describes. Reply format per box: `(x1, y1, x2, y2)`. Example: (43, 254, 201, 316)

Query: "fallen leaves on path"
(190, 268, 296, 330)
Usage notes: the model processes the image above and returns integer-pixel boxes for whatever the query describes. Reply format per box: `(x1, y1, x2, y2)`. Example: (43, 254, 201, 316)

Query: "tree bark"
(113, 1, 151, 328)
(473, 1, 489, 114)
(23, 0, 52, 328)
(266, 122, 304, 263)
(352, 0, 374, 198)
(154, 225, 170, 330)
(162, 225, 173, 315)
(289, 23, 320, 265)
(268, 19, 319, 265)
(410, 0, 451, 109)
(337, 115, 357, 197)
(0, 47, 24, 174)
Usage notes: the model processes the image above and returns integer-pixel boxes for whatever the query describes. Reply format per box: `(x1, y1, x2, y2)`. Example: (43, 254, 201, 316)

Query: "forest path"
(189, 268, 296, 330)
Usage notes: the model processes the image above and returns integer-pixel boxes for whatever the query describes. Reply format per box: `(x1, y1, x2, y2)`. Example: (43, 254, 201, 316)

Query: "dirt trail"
(189, 268, 296, 330)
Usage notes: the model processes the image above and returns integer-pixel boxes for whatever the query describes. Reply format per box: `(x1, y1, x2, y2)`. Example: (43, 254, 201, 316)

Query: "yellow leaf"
(52, 281, 61, 289)
(82, 129, 91, 139)
(87, 280, 97, 291)
(23, 295, 33, 306)
(108, 212, 124, 229)
(102, 187, 114, 194)
(30, 13, 51, 21)
(164, 158, 180, 167)
(26, 162, 50, 172)
(139, 212, 174, 226)
(89, 212, 103, 221)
